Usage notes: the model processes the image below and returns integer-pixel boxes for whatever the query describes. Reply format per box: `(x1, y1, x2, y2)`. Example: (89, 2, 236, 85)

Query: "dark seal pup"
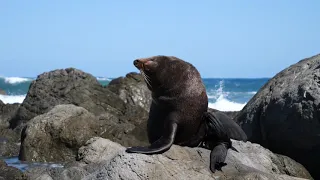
(126, 55, 246, 172)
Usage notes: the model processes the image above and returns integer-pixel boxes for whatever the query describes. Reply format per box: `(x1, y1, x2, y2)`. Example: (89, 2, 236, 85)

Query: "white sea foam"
(0, 94, 26, 104)
(208, 95, 246, 111)
(96, 77, 112, 81)
(207, 80, 246, 111)
(4, 77, 32, 84)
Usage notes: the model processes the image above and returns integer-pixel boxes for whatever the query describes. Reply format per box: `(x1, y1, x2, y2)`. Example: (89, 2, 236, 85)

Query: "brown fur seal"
(126, 55, 246, 172)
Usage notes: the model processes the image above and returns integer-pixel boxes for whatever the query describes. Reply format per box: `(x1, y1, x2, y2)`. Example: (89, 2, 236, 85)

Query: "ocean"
(0, 76, 269, 111)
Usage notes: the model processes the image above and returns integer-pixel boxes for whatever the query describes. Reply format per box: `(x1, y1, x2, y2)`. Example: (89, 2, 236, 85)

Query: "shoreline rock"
(236, 53, 320, 179)
(9, 68, 126, 129)
(0, 159, 26, 180)
(25, 137, 313, 180)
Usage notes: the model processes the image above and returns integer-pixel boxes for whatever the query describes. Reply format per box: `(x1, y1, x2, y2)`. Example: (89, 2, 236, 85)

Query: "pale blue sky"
(0, 1, 319, 78)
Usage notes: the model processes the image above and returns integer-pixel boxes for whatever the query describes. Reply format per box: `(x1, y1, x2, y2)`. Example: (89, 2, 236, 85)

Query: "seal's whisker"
(140, 70, 152, 88)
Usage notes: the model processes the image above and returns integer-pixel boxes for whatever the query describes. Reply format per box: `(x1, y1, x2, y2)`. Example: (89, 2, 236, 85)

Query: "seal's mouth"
(133, 59, 153, 88)
(133, 59, 142, 70)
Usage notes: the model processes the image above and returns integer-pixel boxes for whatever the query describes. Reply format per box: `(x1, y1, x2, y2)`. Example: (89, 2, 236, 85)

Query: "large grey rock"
(19, 104, 148, 162)
(107, 72, 152, 112)
(19, 104, 102, 162)
(25, 137, 312, 180)
(10, 68, 126, 128)
(0, 139, 20, 157)
(10, 69, 150, 162)
(0, 102, 19, 129)
(0, 102, 21, 156)
(0, 160, 27, 180)
(236, 54, 320, 179)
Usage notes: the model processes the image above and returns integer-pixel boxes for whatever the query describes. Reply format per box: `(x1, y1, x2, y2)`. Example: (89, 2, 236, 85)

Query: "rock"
(19, 103, 148, 162)
(0, 139, 20, 157)
(9, 69, 150, 161)
(0, 102, 21, 156)
(10, 68, 126, 128)
(0, 102, 20, 128)
(0, 128, 20, 143)
(0, 160, 27, 180)
(107, 72, 152, 112)
(236, 53, 320, 179)
(19, 104, 101, 162)
(25, 137, 312, 180)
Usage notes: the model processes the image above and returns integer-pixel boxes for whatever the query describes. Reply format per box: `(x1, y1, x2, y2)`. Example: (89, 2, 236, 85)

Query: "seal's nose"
(133, 59, 140, 67)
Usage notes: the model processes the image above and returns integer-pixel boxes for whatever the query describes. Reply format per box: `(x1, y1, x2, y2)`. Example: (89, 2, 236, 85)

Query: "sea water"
(0, 75, 269, 171)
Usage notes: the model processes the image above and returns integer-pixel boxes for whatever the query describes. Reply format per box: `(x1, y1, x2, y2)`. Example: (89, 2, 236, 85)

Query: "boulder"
(106, 72, 152, 112)
(236, 53, 320, 179)
(19, 104, 100, 162)
(25, 137, 312, 180)
(10, 68, 127, 128)
(0, 102, 21, 156)
(0, 102, 20, 128)
(0, 138, 20, 157)
(0, 128, 20, 143)
(9, 69, 150, 161)
(0, 160, 26, 180)
(19, 104, 149, 162)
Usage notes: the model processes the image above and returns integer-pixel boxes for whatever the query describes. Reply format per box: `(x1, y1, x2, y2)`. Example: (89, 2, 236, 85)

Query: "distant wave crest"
(0, 94, 26, 104)
(96, 77, 112, 81)
(208, 96, 246, 111)
(207, 80, 247, 111)
(3, 77, 33, 84)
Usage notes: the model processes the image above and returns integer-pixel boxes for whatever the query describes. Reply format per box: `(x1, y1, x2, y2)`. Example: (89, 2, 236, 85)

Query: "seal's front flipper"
(126, 123, 177, 155)
(210, 143, 228, 173)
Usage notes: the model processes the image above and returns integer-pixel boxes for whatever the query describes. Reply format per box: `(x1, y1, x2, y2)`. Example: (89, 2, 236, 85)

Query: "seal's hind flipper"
(209, 110, 247, 141)
(210, 143, 228, 173)
(126, 123, 177, 154)
(203, 112, 229, 142)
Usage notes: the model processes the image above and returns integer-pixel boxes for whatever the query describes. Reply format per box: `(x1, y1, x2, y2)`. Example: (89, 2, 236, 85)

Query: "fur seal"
(126, 55, 246, 172)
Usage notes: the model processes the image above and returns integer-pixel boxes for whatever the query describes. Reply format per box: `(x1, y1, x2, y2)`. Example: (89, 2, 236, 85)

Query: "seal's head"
(133, 55, 203, 97)
(133, 56, 175, 91)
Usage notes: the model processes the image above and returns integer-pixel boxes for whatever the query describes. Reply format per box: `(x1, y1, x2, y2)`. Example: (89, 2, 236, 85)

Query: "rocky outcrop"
(0, 138, 20, 157)
(0, 160, 26, 180)
(10, 68, 127, 128)
(19, 103, 149, 162)
(0, 102, 20, 128)
(236, 54, 320, 179)
(107, 72, 152, 112)
(7, 69, 150, 162)
(25, 137, 312, 180)
(19, 104, 100, 162)
(0, 102, 21, 156)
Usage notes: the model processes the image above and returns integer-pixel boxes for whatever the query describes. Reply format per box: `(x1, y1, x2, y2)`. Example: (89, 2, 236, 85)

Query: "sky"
(0, 1, 319, 78)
